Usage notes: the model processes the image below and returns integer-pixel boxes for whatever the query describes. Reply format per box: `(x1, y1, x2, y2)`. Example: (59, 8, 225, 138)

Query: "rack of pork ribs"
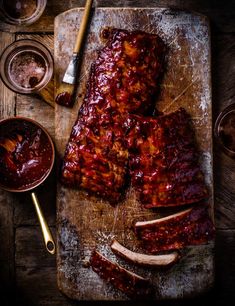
(61, 28, 215, 298)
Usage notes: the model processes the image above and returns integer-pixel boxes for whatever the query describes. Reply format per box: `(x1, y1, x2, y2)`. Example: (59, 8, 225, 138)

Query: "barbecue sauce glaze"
(0, 119, 53, 190)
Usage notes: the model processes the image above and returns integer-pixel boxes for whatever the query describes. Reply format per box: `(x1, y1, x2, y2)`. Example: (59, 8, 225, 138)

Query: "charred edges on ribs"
(134, 205, 215, 253)
(126, 108, 209, 207)
(60, 29, 166, 203)
(90, 250, 154, 298)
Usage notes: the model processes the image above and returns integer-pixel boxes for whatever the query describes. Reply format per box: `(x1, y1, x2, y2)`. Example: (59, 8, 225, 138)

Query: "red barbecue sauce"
(0, 119, 53, 190)
(55, 91, 73, 107)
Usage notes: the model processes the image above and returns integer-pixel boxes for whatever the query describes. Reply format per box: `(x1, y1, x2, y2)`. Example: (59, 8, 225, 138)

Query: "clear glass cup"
(0, 0, 47, 25)
(214, 103, 235, 158)
(0, 39, 53, 94)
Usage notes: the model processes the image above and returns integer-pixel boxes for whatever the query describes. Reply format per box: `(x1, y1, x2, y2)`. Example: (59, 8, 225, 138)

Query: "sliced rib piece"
(127, 108, 208, 207)
(90, 250, 153, 298)
(60, 29, 165, 202)
(111, 240, 179, 267)
(135, 205, 215, 253)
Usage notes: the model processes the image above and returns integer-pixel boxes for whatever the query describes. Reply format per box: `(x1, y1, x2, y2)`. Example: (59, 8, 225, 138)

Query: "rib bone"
(111, 240, 179, 267)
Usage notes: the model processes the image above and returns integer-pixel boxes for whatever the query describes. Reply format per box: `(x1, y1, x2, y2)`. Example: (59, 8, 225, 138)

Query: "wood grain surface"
(55, 8, 214, 300)
(0, 31, 58, 304)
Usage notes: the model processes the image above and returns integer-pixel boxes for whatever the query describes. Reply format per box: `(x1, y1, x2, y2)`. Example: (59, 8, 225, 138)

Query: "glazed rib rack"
(61, 29, 165, 202)
(60, 27, 214, 299)
(127, 108, 208, 207)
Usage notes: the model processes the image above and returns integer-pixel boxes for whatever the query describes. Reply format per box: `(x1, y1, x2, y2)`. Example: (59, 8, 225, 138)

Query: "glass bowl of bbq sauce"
(0, 0, 47, 25)
(214, 104, 235, 158)
(0, 39, 53, 94)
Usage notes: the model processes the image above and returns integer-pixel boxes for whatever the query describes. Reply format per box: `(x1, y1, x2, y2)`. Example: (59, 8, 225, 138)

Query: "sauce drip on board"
(0, 119, 53, 190)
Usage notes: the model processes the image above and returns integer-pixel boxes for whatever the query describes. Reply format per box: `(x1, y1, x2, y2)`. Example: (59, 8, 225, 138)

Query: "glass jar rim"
(0, 39, 53, 94)
(214, 103, 235, 156)
(0, 0, 47, 25)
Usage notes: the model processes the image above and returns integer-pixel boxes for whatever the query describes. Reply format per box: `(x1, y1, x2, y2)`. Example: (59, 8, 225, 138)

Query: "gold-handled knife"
(55, 0, 93, 107)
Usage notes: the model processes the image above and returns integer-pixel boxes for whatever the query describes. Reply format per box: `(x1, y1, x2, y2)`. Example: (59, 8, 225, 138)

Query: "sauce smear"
(55, 91, 73, 107)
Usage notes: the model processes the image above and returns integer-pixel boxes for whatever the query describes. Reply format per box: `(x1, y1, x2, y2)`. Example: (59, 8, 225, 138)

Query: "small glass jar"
(0, 39, 53, 94)
(214, 103, 235, 158)
(0, 0, 47, 26)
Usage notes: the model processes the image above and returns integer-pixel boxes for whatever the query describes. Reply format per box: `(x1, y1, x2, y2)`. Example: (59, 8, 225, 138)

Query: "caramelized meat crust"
(127, 108, 208, 207)
(61, 113, 128, 202)
(60, 29, 165, 202)
(90, 250, 153, 298)
(83, 28, 165, 115)
(135, 205, 215, 253)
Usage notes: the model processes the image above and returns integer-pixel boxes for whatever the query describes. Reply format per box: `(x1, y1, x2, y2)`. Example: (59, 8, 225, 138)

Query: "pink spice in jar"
(9, 51, 46, 89)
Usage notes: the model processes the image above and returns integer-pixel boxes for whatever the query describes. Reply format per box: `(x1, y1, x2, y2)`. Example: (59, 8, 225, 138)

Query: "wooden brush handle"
(73, 0, 93, 54)
(39, 79, 54, 108)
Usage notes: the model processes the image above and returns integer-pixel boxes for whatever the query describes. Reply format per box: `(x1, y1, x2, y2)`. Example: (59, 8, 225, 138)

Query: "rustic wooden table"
(0, 1, 235, 305)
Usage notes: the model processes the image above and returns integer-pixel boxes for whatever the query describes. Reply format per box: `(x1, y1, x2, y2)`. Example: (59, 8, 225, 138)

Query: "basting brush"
(55, 0, 93, 107)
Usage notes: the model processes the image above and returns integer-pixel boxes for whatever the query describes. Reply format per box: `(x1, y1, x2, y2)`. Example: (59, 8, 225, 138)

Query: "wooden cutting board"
(54, 7, 214, 301)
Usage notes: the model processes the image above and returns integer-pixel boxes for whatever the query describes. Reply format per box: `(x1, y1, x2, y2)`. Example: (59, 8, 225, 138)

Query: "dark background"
(0, 0, 235, 305)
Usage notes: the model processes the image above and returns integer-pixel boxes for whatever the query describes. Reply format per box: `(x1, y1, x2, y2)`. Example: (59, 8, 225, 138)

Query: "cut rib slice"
(111, 240, 179, 267)
(90, 250, 153, 298)
(134, 205, 215, 253)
